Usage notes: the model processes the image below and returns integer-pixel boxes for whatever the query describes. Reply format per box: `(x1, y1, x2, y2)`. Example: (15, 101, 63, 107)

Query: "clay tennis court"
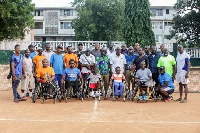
(0, 90, 200, 133)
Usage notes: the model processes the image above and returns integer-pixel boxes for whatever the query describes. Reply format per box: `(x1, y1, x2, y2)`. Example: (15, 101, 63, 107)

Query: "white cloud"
(32, 0, 177, 7)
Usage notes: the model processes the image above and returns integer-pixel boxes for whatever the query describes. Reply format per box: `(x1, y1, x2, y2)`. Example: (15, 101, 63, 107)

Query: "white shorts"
(21, 74, 35, 90)
(177, 71, 189, 84)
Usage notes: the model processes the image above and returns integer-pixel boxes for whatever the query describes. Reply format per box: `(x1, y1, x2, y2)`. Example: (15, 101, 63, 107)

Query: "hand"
(33, 73, 36, 78)
(23, 74, 26, 79)
(13, 76, 17, 81)
(172, 75, 176, 80)
(135, 79, 139, 82)
(185, 73, 189, 78)
(42, 80, 47, 84)
(49, 78, 53, 82)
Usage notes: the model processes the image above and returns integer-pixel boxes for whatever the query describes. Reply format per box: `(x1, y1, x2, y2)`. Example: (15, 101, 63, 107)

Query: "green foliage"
(72, 0, 125, 41)
(0, 0, 35, 41)
(169, 0, 200, 48)
(124, 0, 155, 47)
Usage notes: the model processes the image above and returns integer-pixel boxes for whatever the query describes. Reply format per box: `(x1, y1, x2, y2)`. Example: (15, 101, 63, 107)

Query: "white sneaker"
(90, 90, 94, 97)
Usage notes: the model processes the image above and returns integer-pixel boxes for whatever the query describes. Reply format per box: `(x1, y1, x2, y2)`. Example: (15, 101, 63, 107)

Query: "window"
(35, 10, 43, 16)
(152, 22, 162, 29)
(51, 37, 56, 41)
(34, 22, 43, 29)
(60, 9, 73, 16)
(159, 22, 163, 29)
(155, 35, 163, 42)
(164, 22, 173, 26)
(60, 22, 72, 29)
(151, 9, 156, 16)
(156, 9, 163, 16)
(166, 9, 169, 14)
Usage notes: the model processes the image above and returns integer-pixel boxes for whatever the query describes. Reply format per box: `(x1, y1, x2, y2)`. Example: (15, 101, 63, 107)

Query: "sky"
(32, 0, 177, 7)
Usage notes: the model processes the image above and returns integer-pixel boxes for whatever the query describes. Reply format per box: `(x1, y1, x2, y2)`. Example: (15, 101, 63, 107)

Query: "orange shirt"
(36, 66, 55, 81)
(64, 53, 78, 68)
(111, 73, 125, 83)
(33, 55, 46, 74)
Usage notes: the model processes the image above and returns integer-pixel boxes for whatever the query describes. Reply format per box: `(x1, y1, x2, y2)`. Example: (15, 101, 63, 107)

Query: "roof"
(35, 7, 76, 10)
(150, 6, 174, 9)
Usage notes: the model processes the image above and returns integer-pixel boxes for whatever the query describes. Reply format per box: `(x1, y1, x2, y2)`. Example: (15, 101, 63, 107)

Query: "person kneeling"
(36, 59, 55, 97)
(110, 67, 126, 98)
(156, 66, 175, 102)
(135, 61, 152, 100)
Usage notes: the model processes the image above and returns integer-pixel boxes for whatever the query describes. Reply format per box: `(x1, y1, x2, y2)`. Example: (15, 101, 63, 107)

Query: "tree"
(169, 0, 200, 48)
(0, 0, 35, 41)
(72, 0, 125, 41)
(124, 0, 155, 47)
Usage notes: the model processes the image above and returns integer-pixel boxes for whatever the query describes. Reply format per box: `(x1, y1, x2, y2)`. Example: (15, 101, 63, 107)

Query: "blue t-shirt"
(63, 68, 81, 81)
(30, 51, 37, 59)
(158, 73, 175, 89)
(125, 53, 137, 70)
(11, 54, 23, 75)
(50, 53, 63, 74)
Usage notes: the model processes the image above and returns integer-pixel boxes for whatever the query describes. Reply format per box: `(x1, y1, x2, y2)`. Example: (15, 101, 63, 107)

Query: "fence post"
(173, 43, 178, 58)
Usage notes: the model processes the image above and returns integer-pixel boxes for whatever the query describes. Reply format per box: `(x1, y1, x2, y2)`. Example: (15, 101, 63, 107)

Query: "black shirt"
(133, 55, 149, 71)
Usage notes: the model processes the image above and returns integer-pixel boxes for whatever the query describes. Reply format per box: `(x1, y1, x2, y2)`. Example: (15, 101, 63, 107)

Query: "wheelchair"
(133, 80, 156, 103)
(62, 79, 83, 103)
(111, 82, 128, 102)
(32, 80, 62, 104)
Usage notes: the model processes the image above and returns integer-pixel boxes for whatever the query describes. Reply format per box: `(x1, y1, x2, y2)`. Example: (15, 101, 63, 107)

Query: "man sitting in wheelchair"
(135, 61, 152, 100)
(61, 59, 83, 97)
(86, 67, 101, 98)
(156, 66, 175, 102)
(36, 59, 55, 98)
(110, 67, 126, 98)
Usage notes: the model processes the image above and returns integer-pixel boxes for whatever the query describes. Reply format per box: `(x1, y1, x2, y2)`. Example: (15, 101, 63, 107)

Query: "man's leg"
(114, 82, 119, 96)
(183, 84, 188, 100)
(152, 73, 159, 87)
(119, 82, 124, 96)
(104, 74, 109, 95)
(125, 70, 131, 89)
(179, 83, 183, 100)
(73, 79, 79, 92)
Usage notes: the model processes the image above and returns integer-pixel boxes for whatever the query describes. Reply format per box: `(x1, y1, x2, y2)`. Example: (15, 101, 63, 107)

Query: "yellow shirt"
(33, 55, 46, 74)
(64, 53, 78, 68)
(36, 66, 55, 81)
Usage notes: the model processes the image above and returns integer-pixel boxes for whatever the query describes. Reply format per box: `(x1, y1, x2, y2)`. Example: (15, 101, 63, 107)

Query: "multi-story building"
(150, 6, 177, 43)
(33, 7, 77, 41)
(32, 6, 177, 44)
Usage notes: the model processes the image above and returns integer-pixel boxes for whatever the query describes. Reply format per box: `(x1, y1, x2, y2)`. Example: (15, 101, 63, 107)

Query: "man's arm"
(22, 60, 26, 79)
(185, 61, 190, 78)
(50, 63, 53, 67)
(146, 57, 149, 68)
(123, 64, 126, 75)
(157, 67, 160, 75)
(172, 64, 176, 79)
(110, 64, 113, 75)
(11, 62, 17, 80)
(162, 81, 169, 87)
(33, 63, 36, 73)
(79, 75, 84, 87)
(76, 61, 79, 68)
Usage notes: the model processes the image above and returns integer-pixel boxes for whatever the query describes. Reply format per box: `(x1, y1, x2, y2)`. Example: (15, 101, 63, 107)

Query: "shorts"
(21, 74, 35, 90)
(162, 86, 174, 94)
(89, 83, 97, 89)
(177, 71, 189, 84)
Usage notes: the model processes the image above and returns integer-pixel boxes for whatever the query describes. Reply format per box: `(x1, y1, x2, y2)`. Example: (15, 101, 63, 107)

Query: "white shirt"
(80, 54, 95, 73)
(110, 54, 126, 74)
(107, 48, 116, 60)
(42, 50, 54, 66)
(176, 52, 190, 74)
(23, 57, 33, 75)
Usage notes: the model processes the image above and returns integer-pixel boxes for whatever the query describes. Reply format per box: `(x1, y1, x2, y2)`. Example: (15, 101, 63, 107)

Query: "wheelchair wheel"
(58, 95, 62, 102)
(123, 97, 126, 102)
(32, 94, 36, 103)
(41, 98, 44, 104)
(53, 98, 56, 104)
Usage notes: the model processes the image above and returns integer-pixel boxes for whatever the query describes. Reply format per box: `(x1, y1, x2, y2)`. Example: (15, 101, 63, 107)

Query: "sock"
(21, 93, 24, 97)
(29, 92, 32, 97)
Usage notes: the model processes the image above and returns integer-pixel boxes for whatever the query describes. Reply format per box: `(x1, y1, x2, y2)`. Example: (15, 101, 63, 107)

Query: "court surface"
(0, 91, 200, 133)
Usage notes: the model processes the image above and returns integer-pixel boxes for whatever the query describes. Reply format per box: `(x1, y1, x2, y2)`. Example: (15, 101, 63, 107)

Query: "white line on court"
(1, 118, 200, 124)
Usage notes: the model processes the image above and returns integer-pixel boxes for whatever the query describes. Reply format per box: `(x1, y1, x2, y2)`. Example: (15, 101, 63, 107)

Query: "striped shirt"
(111, 73, 125, 83)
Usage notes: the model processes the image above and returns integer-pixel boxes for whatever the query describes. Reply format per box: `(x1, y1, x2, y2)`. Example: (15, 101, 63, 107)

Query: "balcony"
(59, 29, 75, 35)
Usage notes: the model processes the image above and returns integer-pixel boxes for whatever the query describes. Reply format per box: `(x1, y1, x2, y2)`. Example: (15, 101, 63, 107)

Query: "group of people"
(10, 41, 190, 103)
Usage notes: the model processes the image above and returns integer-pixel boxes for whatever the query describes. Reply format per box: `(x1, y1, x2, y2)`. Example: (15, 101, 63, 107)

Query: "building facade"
(33, 7, 77, 41)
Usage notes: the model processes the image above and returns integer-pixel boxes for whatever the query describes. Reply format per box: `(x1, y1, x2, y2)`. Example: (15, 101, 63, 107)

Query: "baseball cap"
(57, 44, 63, 49)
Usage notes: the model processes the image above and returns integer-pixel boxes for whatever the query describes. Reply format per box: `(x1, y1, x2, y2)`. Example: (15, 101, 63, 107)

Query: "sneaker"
(143, 96, 147, 100)
(21, 96, 26, 99)
(19, 98, 27, 101)
(139, 96, 143, 100)
(165, 98, 171, 102)
(26, 93, 29, 97)
(14, 99, 19, 103)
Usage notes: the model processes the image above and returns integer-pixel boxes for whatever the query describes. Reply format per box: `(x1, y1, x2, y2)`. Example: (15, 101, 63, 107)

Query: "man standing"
(145, 46, 151, 56)
(33, 47, 46, 75)
(107, 41, 116, 60)
(176, 45, 190, 103)
(134, 43, 140, 55)
(11, 44, 26, 102)
(148, 46, 161, 87)
(110, 47, 126, 75)
(133, 48, 149, 72)
(76, 43, 85, 60)
(28, 44, 37, 60)
(157, 48, 176, 79)
(79, 49, 95, 82)
(50, 45, 64, 88)
(64, 46, 79, 68)
(121, 44, 128, 55)
(159, 44, 165, 56)
(21, 49, 35, 99)
(91, 43, 101, 59)
(96, 47, 110, 98)
(42, 43, 54, 66)
(125, 46, 137, 90)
